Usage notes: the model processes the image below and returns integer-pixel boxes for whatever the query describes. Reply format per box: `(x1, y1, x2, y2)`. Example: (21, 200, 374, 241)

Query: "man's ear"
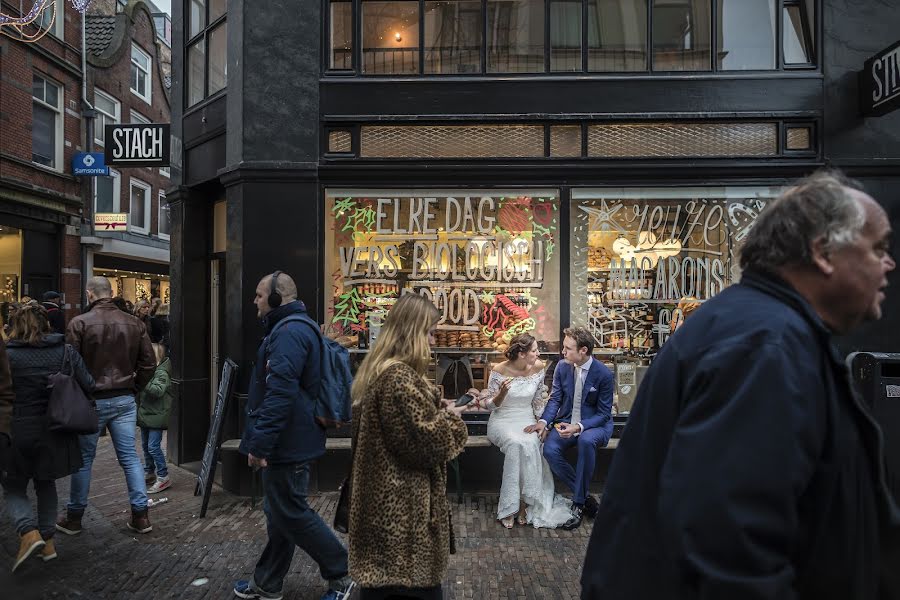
(810, 236, 835, 276)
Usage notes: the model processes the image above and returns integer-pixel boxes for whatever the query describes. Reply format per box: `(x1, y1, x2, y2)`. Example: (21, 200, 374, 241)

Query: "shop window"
(717, 0, 775, 70)
(487, 0, 545, 73)
(186, 0, 227, 107)
(0, 226, 23, 306)
(129, 179, 152, 235)
(324, 190, 561, 357)
(550, 0, 582, 72)
(158, 192, 170, 239)
(32, 75, 63, 170)
(94, 89, 120, 147)
(131, 43, 152, 104)
(588, 0, 647, 71)
(569, 188, 780, 374)
(329, 1, 353, 69)
(425, 1, 482, 74)
(362, 1, 421, 74)
(783, 0, 814, 65)
(95, 168, 121, 214)
(652, 0, 711, 71)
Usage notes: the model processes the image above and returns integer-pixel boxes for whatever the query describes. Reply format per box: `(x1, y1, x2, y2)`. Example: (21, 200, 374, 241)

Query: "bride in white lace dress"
(475, 334, 572, 529)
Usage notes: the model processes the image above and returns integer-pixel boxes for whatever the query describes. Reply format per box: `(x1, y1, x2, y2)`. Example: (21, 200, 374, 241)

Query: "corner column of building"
(166, 186, 211, 465)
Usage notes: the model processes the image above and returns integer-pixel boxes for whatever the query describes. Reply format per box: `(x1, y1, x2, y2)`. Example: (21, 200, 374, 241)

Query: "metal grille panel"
(786, 127, 811, 150)
(328, 130, 352, 153)
(360, 125, 545, 158)
(550, 126, 582, 157)
(587, 123, 778, 158)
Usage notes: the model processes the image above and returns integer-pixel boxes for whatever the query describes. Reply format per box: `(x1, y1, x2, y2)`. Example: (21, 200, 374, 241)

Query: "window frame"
(130, 109, 151, 125)
(31, 74, 64, 172)
(131, 43, 153, 104)
(128, 178, 152, 235)
(158, 191, 171, 240)
(94, 168, 122, 215)
(326, 0, 818, 76)
(38, 0, 65, 39)
(93, 88, 120, 147)
(185, 0, 228, 109)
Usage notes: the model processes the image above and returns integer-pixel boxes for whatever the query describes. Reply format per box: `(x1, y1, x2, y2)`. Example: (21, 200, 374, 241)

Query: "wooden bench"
(327, 435, 619, 502)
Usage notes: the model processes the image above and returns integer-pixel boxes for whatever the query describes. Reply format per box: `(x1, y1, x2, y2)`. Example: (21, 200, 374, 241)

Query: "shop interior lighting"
(611, 231, 682, 268)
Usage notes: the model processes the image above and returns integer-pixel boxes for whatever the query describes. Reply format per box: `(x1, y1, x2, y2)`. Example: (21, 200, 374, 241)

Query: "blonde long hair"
(350, 293, 439, 407)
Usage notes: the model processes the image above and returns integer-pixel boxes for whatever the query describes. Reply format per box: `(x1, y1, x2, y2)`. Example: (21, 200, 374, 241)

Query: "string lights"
(1, 0, 95, 43)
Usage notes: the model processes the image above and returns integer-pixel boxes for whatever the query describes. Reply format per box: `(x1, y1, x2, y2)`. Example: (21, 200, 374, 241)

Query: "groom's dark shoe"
(561, 504, 584, 530)
(584, 495, 600, 519)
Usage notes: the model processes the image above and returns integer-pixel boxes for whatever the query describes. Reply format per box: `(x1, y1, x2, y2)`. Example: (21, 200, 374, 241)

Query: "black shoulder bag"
(47, 346, 98, 435)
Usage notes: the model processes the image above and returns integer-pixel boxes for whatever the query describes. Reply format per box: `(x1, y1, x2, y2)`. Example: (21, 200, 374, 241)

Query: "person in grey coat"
(2, 302, 94, 572)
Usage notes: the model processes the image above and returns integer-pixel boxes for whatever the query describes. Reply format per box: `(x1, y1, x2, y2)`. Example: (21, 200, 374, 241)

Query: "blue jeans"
(140, 427, 168, 478)
(251, 462, 349, 595)
(2, 477, 57, 538)
(67, 395, 148, 513)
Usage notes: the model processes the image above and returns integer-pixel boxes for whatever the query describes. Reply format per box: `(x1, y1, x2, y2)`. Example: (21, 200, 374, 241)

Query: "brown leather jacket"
(66, 298, 156, 397)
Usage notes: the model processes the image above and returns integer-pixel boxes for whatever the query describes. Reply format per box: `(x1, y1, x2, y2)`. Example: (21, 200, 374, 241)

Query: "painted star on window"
(578, 199, 626, 234)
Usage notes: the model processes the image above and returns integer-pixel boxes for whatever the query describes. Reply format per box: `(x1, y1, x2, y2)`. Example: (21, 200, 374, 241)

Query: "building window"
(131, 43, 152, 104)
(186, 0, 227, 107)
(362, 1, 421, 74)
(487, 0, 545, 73)
(131, 109, 151, 125)
(158, 192, 170, 239)
(160, 166, 171, 178)
(95, 169, 121, 214)
(327, 0, 815, 75)
(38, 0, 64, 39)
(32, 75, 63, 170)
(129, 179, 152, 234)
(94, 89, 120, 147)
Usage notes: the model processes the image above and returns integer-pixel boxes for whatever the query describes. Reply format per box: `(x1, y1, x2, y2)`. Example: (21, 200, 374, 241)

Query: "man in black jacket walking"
(41, 291, 65, 335)
(582, 171, 898, 600)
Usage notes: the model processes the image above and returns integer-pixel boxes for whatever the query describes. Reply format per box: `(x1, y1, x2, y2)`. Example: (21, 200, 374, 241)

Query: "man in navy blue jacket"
(234, 271, 354, 600)
(581, 172, 899, 600)
(526, 326, 614, 530)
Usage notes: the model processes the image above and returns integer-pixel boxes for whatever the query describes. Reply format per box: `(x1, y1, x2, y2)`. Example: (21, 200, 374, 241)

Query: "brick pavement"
(1, 434, 593, 599)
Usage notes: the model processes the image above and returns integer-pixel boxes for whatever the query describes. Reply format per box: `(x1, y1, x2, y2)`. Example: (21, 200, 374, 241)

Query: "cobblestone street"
(1, 435, 592, 599)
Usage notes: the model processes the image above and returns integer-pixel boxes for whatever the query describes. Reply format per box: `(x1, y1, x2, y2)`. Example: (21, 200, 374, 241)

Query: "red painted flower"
(532, 202, 554, 227)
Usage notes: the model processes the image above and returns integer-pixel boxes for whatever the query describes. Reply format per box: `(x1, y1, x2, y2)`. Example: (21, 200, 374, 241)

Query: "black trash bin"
(847, 352, 900, 505)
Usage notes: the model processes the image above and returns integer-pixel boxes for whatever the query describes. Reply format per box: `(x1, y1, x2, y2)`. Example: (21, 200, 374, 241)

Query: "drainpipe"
(80, 8, 96, 312)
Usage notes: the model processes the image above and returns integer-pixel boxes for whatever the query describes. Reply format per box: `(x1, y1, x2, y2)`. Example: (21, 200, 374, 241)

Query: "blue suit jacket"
(541, 359, 614, 432)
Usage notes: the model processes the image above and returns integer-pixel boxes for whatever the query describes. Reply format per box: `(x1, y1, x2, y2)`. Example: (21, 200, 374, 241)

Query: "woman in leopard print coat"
(349, 294, 468, 599)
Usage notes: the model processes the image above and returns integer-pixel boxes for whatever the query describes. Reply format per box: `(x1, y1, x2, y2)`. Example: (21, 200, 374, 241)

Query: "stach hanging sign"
(104, 123, 171, 167)
(860, 40, 900, 117)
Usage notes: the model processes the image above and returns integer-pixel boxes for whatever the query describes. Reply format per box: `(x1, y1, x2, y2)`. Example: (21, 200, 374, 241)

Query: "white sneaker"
(148, 476, 171, 494)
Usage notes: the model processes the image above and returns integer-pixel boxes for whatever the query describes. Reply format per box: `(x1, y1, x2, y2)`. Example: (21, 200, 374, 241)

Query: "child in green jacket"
(138, 342, 173, 493)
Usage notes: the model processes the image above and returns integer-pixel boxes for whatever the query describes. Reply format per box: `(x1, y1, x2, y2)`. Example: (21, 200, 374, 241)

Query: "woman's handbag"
(333, 434, 358, 534)
(47, 346, 98, 435)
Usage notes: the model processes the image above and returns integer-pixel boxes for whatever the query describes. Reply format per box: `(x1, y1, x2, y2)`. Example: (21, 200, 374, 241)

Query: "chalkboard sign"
(194, 358, 238, 517)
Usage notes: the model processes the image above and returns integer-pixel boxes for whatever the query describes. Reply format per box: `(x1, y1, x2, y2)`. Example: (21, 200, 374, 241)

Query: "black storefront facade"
(167, 0, 900, 491)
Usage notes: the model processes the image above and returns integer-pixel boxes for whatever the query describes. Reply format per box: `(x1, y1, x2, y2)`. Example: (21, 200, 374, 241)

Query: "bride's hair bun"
(505, 333, 536, 361)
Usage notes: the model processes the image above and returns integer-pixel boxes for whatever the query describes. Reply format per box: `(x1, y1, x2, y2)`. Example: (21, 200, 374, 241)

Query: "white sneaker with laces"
(147, 476, 171, 494)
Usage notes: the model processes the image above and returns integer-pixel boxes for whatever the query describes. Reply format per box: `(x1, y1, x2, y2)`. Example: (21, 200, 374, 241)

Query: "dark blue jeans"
(252, 462, 349, 594)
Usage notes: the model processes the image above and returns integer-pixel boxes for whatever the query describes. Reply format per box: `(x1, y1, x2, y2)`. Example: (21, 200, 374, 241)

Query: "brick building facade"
(84, 0, 171, 304)
(0, 0, 86, 323)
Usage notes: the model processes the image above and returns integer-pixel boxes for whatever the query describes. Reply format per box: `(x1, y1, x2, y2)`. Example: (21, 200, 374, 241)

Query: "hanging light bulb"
(394, 32, 402, 43)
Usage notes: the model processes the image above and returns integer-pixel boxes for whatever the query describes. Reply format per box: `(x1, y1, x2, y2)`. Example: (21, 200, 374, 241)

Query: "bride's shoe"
(499, 516, 514, 529)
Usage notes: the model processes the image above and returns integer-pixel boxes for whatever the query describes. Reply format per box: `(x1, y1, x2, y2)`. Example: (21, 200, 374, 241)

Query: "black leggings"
(359, 585, 443, 600)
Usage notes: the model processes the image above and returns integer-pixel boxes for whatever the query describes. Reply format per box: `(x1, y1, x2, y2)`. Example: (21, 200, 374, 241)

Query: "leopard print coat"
(349, 362, 468, 589)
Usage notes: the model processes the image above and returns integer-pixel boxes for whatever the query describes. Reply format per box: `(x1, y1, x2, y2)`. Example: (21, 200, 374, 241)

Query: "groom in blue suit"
(527, 327, 614, 530)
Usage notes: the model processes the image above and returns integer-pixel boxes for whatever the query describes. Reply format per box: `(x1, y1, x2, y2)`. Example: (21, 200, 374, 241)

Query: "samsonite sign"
(860, 40, 900, 117)
(104, 124, 171, 166)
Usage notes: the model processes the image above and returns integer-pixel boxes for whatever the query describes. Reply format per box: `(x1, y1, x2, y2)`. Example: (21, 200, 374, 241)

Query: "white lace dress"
(484, 370, 572, 528)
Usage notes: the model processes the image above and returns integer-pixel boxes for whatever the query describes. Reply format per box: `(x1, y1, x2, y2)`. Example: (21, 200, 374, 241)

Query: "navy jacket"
(541, 359, 614, 435)
(239, 301, 324, 465)
(582, 270, 900, 600)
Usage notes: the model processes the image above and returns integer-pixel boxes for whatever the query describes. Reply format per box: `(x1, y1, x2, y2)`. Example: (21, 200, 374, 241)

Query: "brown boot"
(39, 538, 57, 562)
(126, 508, 152, 534)
(55, 511, 83, 535)
(13, 530, 45, 572)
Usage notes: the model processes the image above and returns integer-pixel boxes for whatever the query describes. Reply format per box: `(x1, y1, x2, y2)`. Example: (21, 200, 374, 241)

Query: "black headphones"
(268, 270, 283, 309)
